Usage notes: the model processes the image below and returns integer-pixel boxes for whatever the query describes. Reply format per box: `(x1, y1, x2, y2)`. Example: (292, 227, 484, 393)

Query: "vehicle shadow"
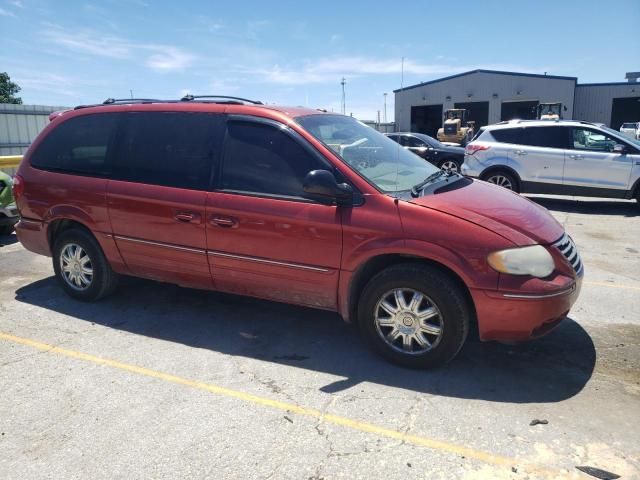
(0, 231, 18, 247)
(528, 195, 639, 217)
(15, 276, 596, 404)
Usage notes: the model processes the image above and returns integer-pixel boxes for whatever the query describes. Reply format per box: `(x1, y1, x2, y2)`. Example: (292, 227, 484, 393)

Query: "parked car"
(463, 120, 640, 203)
(14, 97, 583, 368)
(386, 132, 465, 173)
(620, 122, 640, 140)
(0, 171, 19, 235)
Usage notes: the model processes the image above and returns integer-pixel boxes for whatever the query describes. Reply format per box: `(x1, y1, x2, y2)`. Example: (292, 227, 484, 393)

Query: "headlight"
(487, 245, 555, 278)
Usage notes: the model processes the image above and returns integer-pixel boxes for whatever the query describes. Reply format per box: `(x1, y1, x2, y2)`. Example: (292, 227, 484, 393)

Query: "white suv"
(462, 120, 640, 203)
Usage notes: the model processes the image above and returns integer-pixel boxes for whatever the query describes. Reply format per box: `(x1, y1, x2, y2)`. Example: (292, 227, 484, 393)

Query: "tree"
(0, 72, 23, 104)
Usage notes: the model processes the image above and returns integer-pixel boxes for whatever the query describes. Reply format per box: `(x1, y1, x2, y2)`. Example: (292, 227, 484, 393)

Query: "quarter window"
(30, 113, 119, 176)
(221, 121, 324, 198)
(115, 112, 223, 190)
(571, 128, 618, 152)
(490, 128, 525, 144)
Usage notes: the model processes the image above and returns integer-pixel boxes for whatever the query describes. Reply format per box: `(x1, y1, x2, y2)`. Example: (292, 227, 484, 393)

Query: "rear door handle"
(569, 154, 584, 160)
(210, 216, 238, 228)
(174, 211, 201, 223)
(514, 150, 527, 156)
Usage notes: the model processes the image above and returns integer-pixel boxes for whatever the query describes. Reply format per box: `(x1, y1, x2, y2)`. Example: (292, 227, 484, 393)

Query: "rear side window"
(221, 121, 324, 198)
(31, 113, 118, 176)
(115, 112, 223, 190)
(490, 128, 525, 144)
(520, 127, 570, 149)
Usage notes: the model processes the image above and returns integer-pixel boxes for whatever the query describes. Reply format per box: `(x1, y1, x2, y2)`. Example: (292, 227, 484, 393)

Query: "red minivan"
(13, 97, 583, 368)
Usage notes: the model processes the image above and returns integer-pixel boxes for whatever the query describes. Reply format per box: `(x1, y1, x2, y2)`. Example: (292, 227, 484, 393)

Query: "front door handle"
(174, 211, 201, 223)
(210, 216, 238, 228)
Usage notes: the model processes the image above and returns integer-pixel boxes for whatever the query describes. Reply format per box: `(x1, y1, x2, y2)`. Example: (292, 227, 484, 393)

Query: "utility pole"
(401, 57, 405, 89)
(130, 89, 134, 99)
(383, 92, 388, 123)
(340, 77, 346, 115)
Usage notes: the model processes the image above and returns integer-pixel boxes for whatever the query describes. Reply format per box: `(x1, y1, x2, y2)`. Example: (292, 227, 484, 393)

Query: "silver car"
(462, 120, 640, 203)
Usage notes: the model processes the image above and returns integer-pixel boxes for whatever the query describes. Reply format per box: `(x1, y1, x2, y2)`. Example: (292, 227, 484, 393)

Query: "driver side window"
(221, 121, 325, 198)
(572, 128, 618, 153)
(406, 136, 426, 148)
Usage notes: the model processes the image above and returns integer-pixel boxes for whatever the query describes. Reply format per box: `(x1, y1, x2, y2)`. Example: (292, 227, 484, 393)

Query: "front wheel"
(357, 264, 470, 369)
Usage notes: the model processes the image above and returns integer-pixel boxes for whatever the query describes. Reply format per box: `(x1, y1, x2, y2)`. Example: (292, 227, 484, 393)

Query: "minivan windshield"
(296, 114, 439, 194)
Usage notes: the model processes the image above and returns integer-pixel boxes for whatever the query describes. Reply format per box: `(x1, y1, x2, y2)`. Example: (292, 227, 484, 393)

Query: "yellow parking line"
(584, 281, 640, 291)
(0, 331, 557, 477)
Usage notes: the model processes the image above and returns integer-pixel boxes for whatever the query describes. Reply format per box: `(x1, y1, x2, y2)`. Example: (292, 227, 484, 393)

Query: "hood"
(410, 178, 564, 246)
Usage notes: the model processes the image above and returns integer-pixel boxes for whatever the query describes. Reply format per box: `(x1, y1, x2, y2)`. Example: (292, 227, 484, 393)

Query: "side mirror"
(303, 170, 353, 205)
(613, 144, 627, 154)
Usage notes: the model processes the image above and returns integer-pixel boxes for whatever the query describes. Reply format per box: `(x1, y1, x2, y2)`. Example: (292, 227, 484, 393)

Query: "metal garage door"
(454, 101, 489, 129)
(610, 97, 640, 130)
(501, 101, 538, 121)
(410, 105, 443, 138)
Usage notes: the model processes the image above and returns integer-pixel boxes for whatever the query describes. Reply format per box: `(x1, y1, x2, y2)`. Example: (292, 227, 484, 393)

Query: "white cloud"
(9, 0, 23, 7)
(41, 27, 196, 72)
(0, 7, 16, 16)
(42, 28, 131, 58)
(145, 46, 195, 72)
(253, 57, 550, 86)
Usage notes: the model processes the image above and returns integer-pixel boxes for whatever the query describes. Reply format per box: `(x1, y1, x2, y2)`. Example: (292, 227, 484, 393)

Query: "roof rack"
(180, 94, 263, 105)
(74, 95, 264, 110)
(103, 98, 163, 105)
(74, 98, 165, 110)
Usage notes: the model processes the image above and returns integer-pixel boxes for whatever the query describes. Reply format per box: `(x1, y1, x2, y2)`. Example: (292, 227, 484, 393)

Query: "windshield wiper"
(410, 170, 446, 197)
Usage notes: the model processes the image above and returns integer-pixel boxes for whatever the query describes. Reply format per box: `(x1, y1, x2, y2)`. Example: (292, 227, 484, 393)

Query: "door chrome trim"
(113, 235, 206, 254)
(207, 250, 330, 272)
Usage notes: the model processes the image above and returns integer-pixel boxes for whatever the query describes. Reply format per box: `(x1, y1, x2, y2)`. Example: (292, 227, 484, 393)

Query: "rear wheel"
(357, 264, 470, 369)
(0, 225, 14, 235)
(483, 170, 519, 192)
(52, 228, 119, 301)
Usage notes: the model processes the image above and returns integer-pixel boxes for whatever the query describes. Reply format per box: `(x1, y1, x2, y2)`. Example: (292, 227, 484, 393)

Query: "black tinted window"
(406, 136, 426, 147)
(222, 121, 323, 197)
(387, 135, 401, 144)
(490, 128, 525, 144)
(521, 127, 569, 149)
(116, 112, 222, 190)
(31, 113, 118, 176)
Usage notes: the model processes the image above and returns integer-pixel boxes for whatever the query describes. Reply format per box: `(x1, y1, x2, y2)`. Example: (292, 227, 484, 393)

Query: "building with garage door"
(394, 69, 640, 137)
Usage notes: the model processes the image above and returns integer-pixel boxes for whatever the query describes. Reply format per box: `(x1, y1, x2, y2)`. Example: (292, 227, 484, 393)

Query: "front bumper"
(472, 273, 583, 341)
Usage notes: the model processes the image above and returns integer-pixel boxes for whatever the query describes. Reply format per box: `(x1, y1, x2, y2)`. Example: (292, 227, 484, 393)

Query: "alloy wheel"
(440, 160, 460, 173)
(374, 288, 443, 355)
(486, 175, 513, 190)
(59, 243, 93, 290)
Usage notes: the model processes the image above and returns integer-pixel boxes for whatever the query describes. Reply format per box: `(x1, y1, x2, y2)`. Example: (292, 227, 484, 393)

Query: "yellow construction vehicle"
(536, 102, 565, 120)
(437, 109, 475, 146)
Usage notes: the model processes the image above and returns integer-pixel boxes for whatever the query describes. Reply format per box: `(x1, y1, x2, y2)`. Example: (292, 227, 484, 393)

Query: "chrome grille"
(553, 234, 583, 274)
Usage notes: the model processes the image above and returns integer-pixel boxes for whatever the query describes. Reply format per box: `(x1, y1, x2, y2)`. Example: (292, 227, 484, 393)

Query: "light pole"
(383, 92, 388, 123)
(341, 77, 346, 115)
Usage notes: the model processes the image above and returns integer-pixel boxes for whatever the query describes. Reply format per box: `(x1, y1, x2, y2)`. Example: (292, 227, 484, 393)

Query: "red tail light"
(465, 144, 490, 155)
(12, 174, 24, 200)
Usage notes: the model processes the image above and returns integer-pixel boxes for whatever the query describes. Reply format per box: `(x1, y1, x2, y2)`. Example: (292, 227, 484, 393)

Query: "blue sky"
(1, 0, 638, 120)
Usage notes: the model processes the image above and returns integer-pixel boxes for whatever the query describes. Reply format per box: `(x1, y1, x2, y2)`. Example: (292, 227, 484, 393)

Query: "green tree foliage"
(0, 72, 23, 104)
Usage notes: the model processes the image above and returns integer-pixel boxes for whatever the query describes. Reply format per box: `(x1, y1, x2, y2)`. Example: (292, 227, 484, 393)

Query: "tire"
(438, 158, 462, 174)
(52, 228, 119, 301)
(357, 264, 470, 369)
(0, 225, 14, 235)
(482, 170, 519, 192)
